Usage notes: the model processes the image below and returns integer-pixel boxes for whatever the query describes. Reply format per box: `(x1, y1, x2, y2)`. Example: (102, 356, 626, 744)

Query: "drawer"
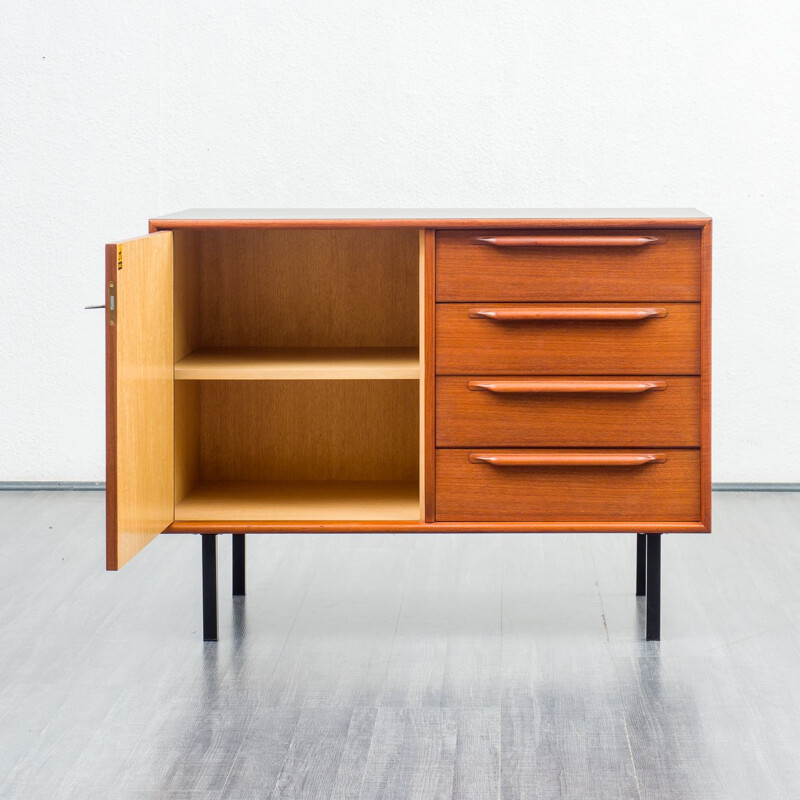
(436, 376, 700, 447)
(435, 449, 701, 522)
(435, 228, 701, 301)
(436, 303, 700, 375)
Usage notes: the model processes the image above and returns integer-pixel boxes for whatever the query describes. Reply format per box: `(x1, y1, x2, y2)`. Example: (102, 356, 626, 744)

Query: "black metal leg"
(636, 533, 647, 596)
(202, 534, 219, 642)
(646, 533, 661, 641)
(232, 535, 246, 596)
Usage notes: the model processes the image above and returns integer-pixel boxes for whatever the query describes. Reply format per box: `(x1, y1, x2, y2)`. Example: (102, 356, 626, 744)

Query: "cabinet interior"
(171, 228, 423, 521)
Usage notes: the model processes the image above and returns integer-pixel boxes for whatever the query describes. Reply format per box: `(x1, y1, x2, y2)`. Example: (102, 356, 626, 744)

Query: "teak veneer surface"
(436, 376, 701, 447)
(436, 228, 701, 301)
(436, 303, 701, 375)
(151, 208, 710, 227)
(436, 448, 701, 522)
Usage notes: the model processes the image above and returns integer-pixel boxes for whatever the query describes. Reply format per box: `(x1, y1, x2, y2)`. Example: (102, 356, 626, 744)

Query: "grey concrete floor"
(0, 490, 798, 799)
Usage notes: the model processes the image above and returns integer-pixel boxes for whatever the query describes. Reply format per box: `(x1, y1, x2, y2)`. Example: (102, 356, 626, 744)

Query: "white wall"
(1, 0, 798, 482)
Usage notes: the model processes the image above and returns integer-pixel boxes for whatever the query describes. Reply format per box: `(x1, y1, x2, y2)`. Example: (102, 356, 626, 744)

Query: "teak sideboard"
(104, 209, 711, 641)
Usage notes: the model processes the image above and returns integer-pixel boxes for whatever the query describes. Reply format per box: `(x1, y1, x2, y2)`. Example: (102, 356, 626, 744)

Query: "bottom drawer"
(436, 448, 700, 522)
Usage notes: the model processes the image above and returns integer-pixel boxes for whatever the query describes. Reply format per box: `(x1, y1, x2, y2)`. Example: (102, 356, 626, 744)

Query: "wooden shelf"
(175, 480, 420, 521)
(174, 347, 419, 380)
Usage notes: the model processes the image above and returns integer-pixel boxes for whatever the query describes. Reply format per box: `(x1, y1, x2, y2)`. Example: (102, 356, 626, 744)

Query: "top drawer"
(436, 228, 701, 301)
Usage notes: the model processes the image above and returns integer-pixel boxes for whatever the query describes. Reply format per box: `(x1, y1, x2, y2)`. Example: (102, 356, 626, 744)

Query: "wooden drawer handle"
(468, 307, 667, 321)
(468, 452, 667, 467)
(473, 235, 665, 247)
(467, 379, 667, 394)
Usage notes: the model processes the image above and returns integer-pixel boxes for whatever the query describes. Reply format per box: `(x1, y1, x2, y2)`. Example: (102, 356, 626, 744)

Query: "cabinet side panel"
(175, 382, 200, 505)
(173, 231, 202, 506)
(700, 220, 712, 530)
(173, 230, 201, 361)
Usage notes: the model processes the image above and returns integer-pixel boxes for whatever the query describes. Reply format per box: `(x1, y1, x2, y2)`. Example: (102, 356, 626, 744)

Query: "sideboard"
(103, 209, 711, 641)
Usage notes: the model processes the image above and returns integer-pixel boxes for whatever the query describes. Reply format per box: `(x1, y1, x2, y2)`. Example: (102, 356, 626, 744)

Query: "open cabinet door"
(106, 231, 174, 570)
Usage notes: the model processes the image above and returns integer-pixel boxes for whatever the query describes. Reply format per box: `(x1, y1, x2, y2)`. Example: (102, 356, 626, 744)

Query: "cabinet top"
(150, 208, 710, 229)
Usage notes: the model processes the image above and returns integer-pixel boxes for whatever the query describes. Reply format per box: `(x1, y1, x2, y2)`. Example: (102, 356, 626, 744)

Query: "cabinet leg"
(636, 533, 647, 596)
(202, 534, 218, 642)
(232, 534, 246, 596)
(646, 533, 661, 641)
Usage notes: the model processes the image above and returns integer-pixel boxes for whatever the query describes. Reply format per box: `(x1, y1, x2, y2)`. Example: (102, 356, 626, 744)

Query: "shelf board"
(175, 480, 420, 522)
(174, 347, 419, 380)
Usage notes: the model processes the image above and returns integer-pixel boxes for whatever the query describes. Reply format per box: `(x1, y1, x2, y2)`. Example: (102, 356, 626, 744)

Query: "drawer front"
(436, 303, 700, 375)
(436, 449, 701, 522)
(436, 376, 700, 447)
(436, 228, 701, 301)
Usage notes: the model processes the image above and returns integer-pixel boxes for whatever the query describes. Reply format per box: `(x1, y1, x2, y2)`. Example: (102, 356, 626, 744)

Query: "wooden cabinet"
(105, 209, 711, 640)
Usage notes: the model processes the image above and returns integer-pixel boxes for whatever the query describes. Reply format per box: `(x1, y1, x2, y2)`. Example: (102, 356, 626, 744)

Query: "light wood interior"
(176, 481, 419, 521)
(174, 347, 419, 380)
(172, 228, 423, 521)
(181, 381, 418, 482)
(110, 232, 174, 568)
(173, 228, 419, 351)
